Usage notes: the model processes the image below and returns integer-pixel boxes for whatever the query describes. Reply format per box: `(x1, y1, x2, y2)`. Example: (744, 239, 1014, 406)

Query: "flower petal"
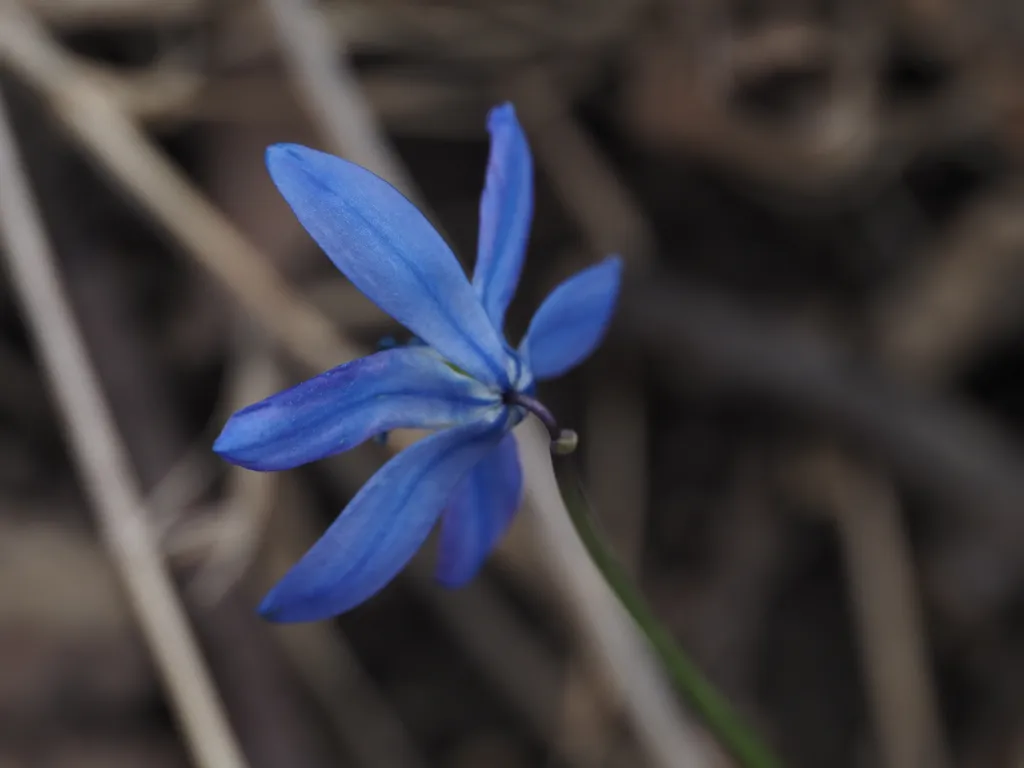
(473, 104, 533, 333)
(435, 431, 522, 587)
(214, 347, 500, 471)
(259, 417, 509, 622)
(520, 256, 623, 380)
(266, 143, 511, 388)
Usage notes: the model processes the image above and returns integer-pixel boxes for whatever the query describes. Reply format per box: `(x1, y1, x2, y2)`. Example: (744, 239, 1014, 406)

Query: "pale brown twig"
(510, 75, 657, 759)
(795, 450, 951, 768)
(874, 183, 1024, 382)
(517, 419, 724, 768)
(185, 332, 281, 606)
(256, 0, 420, 200)
(0, 0, 349, 374)
(0, 81, 248, 768)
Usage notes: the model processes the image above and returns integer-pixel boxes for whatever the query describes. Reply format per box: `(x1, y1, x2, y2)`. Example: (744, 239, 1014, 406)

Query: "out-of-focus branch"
(510, 75, 656, 568)
(511, 72, 654, 259)
(620, 276, 1024, 623)
(0, 338, 50, 438)
(874, 183, 1024, 382)
(0, 0, 348, 374)
(79, 60, 483, 134)
(510, 74, 656, 760)
(793, 450, 951, 768)
(406, 563, 566, 743)
(184, 334, 281, 605)
(256, 0, 419, 201)
(39, 202, 344, 768)
(517, 421, 723, 768)
(27, 0, 634, 72)
(0, 83, 248, 768)
(622, 30, 879, 197)
(617, 9, 1006, 201)
(24, 0, 198, 26)
(621, 277, 1024, 513)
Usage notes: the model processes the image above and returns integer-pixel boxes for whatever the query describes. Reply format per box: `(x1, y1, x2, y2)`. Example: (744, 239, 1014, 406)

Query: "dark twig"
(620, 276, 1024, 622)
(620, 277, 1024, 513)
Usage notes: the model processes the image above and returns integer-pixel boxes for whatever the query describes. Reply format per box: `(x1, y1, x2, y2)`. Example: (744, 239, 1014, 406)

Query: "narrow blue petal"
(435, 431, 522, 587)
(520, 256, 623, 381)
(473, 104, 533, 333)
(266, 143, 511, 388)
(214, 347, 500, 471)
(259, 417, 509, 622)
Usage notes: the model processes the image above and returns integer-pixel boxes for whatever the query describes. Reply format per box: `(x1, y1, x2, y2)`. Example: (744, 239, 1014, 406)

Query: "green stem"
(558, 467, 786, 768)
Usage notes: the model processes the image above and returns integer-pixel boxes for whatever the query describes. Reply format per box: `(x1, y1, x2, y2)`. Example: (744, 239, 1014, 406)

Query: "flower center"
(502, 390, 578, 455)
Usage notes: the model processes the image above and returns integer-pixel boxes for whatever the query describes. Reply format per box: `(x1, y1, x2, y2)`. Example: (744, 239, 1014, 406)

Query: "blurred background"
(1, 0, 1024, 766)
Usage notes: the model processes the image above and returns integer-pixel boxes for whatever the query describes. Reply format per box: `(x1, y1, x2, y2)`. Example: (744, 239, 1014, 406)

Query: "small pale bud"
(552, 429, 578, 455)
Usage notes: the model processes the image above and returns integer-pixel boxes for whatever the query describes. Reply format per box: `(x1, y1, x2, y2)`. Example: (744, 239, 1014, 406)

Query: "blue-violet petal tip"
(487, 102, 517, 129)
(256, 591, 285, 622)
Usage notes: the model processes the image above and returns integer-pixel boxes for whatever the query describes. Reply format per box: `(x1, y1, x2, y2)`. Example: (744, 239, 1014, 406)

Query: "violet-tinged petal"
(520, 256, 623, 380)
(266, 143, 511, 388)
(435, 431, 522, 587)
(259, 416, 509, 622)
(214, 347, 500, 471)
(473, 103, 533, 333)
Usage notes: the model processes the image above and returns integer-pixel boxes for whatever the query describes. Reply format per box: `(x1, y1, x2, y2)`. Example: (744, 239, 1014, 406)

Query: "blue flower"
(214, 103, 622, 622)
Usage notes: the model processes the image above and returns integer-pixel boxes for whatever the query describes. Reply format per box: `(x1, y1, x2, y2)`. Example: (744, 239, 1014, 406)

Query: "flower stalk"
(557, 465, 786, 768)
(504, 390, 578, 454)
